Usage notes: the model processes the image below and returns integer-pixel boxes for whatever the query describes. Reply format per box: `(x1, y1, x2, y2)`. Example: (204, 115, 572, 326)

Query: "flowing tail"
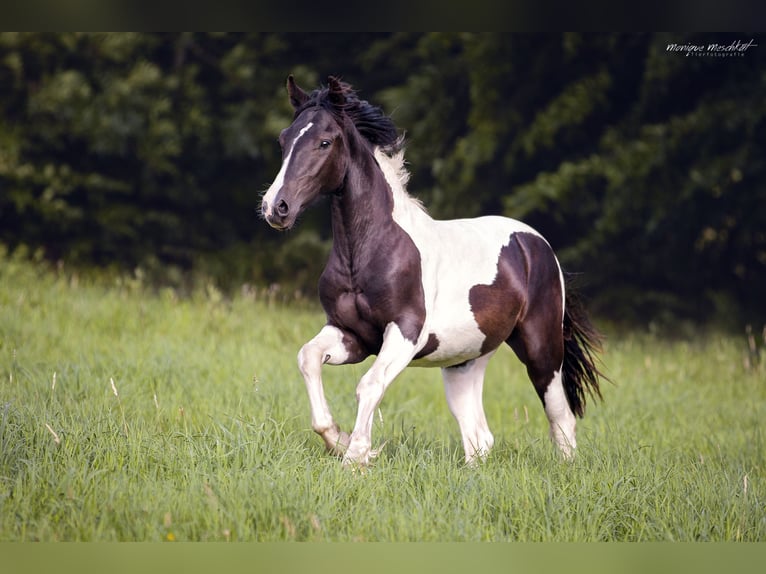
(561, 284, 607, 418)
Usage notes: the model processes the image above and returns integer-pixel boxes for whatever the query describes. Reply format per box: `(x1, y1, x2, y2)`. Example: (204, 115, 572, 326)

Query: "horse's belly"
(409, 320, 486, 367)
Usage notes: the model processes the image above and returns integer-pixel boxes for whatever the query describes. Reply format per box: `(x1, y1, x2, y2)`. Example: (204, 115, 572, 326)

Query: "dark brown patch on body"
(469, 232, 563, 355)
(413, 333, 440, 360)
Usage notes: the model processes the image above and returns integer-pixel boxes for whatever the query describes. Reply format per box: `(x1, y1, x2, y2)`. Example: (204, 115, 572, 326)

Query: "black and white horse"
(262, 76, 605, 466)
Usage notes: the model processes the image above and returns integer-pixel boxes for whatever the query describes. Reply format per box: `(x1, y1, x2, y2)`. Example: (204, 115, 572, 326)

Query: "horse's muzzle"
(262, 198, 293, 230)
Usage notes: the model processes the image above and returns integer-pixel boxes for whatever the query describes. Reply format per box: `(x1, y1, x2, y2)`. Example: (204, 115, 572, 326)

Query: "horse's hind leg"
(297, 325, 367, 455)
(507, 318, 576, 459)
(442, 352, 495, 465)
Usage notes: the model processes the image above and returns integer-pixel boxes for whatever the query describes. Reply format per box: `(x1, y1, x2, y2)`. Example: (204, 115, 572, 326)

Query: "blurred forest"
(1, 33, 764, 328)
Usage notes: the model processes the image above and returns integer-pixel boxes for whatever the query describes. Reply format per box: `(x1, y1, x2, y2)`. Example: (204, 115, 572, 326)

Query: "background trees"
(1, 33, 764, 327)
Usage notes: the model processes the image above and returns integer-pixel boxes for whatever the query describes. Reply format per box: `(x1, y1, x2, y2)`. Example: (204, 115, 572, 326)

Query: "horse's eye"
(319, 140, 332, 149)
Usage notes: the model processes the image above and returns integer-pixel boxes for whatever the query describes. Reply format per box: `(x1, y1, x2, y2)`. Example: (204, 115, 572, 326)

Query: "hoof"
(341, 457, 370, 474)
(341, 440, 387, 469)
(323, 429, 351, 456)
(341, 450, 370, 468)
(368, 439, 388, 460)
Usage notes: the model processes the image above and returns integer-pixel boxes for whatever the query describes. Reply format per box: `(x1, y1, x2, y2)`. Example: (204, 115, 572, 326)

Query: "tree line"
(1, 33, 764, 327)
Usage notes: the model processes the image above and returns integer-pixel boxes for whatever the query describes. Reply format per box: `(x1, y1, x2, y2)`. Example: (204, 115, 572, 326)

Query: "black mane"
(295, 81, 401, 151)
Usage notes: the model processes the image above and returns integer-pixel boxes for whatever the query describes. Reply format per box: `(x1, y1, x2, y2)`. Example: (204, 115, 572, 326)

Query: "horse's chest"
(333, 287, 373, 323)
(319, 275, 386, 349)
(319, 245, 426, 350)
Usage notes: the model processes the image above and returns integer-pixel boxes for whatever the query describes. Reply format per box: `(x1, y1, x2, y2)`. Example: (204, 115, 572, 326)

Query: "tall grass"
(0, 253, 764, 541)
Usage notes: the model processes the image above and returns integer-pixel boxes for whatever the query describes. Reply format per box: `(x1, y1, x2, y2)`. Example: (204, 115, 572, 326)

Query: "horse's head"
(262, 75, 400, 230)
(261, 75, 350, 230)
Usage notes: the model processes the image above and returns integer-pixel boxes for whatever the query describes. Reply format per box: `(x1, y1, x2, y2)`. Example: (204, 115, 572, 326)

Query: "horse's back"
(419, 214, 556, 293)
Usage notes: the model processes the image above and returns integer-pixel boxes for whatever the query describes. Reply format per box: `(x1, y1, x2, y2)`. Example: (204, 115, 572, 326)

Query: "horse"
(261, 75, 605, 466)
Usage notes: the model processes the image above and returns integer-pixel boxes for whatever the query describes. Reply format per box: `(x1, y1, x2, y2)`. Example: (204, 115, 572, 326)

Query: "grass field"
(1, 252, 764, 541)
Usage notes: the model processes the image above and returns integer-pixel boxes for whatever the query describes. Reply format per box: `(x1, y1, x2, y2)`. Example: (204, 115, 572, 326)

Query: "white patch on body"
(374, 148, 550, 366)
(262, 122, 314, 217)
(543, 368, 577, 459)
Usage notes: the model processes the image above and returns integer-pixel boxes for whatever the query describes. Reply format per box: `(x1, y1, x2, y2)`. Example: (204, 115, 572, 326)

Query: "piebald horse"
(262, 75, 605, 466)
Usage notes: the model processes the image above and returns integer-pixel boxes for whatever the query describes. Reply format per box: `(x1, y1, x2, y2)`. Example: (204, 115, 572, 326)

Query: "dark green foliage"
(1, 33, 763, 325)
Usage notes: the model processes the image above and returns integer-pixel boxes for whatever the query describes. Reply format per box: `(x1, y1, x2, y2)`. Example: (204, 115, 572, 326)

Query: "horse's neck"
(330, 154, 396, 267)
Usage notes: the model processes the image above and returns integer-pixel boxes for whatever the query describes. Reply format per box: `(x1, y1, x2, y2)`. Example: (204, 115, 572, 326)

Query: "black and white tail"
(561, 286, 606, 418)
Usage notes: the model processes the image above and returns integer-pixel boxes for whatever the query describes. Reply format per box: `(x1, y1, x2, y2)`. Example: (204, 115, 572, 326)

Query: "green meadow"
(1, 252, 764, 541)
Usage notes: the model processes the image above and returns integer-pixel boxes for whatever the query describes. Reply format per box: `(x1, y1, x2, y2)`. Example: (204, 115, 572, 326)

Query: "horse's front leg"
(298, 325, 367, 456)
(344, 322, 419, 466)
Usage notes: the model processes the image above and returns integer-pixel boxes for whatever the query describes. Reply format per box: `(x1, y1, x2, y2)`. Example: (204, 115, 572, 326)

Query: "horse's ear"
(327, 76, 346, 108)
(286, 75, 309, 110)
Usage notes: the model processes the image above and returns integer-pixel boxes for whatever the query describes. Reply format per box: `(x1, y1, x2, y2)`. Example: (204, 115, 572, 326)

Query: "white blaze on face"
(262, 122, 313, 217)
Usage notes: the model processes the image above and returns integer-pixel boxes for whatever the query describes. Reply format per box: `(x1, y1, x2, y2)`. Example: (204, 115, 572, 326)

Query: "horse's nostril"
(276, 199, 289, 217)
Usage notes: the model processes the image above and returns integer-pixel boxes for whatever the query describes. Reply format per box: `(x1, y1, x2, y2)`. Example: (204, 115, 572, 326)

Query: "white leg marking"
(442, 353, 495, 465)
(297, 324, 351, 454)
(262, 122, 314, 217)
(544, 368, 577, 459)
(343, 322, 417, 466)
